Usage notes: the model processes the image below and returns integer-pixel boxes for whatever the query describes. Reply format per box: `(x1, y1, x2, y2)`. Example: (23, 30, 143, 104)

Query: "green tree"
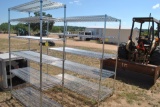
(0, 22, 8, 33)
(51, 26, 61, 32)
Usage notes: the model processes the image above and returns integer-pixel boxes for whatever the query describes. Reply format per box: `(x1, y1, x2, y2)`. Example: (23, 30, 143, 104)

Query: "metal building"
(85, 27, 139, 44)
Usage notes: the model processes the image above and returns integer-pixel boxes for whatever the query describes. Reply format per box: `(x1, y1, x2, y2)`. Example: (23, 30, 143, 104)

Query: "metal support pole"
(62, 4, 66, 106)
(8, 9, 12, 92)
(66, 22, 68, 33)
(47, 21, 49, 36)
(130, 20, 135, 40)
(139, 23, 143, 40)
(40, 0, 43, 107)
(65, 22, 68, 42)
(47, 21, 49, 79)
(98, 14, 107, 106)
(46, 21, 49, 54)
(28, 12, 31, 50)
(147, 13, 151, 37)
(27, 12, 31, 107)
(152, 21, 154, 43)
(113, 20, 121, 92)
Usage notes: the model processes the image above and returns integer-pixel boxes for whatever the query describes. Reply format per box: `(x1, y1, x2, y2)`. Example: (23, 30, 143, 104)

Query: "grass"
(120, 92, 140, 104)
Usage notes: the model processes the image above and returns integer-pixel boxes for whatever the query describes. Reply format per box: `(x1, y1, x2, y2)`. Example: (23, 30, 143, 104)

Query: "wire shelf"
(11, 51, 62, 64)
(11, 66, 112, 100)
(11, 67, 61, 90)
(12, 87, 62, 107)
(9, 0, 65, 12)
(10, 16, 55, 23)
(49, 47, 116, 59)
(10, 36, 62, 41)
(54, 15, 120, 22)
(51, 60, 115, 80)
(56, 74, 113, 101)
(10, 15, 120, 23)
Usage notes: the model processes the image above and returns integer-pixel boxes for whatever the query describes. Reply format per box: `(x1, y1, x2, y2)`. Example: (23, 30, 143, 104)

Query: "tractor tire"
(48, 41, 55, 46)
(118, 42, 128, 59)
(150, 46, 160, 65)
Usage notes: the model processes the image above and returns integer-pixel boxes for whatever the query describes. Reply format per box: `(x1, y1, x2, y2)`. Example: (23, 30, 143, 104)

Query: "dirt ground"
(49, 34, 118, 51)
(0, 34, 160, 107)
(0, 34, 118, 51)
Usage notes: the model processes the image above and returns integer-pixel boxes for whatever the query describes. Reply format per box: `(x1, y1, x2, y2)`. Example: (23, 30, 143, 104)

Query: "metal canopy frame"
(9, 0, 65, 12)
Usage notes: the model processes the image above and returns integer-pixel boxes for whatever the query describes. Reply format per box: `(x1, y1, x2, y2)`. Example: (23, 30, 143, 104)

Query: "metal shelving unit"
(49, 15, 121, 105)
(8, 1, 121, 106)
(8, 0, 66, 106)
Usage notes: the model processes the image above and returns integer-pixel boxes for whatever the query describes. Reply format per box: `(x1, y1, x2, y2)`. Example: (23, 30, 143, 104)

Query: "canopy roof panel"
(9, 0, 65, 12)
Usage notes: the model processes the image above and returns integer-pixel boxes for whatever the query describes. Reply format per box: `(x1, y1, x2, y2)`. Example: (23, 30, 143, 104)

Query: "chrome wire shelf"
(11, 67, 61, 90)
(9, 0, 65, 12)
(11, 66, 112, 100)
(54, 15, 120, 22)
(51, 60, 115, 79)
(10, 36, 61, 41)
(10, 16, 55, 23)
(11, 51, 62, 64)
(49, 47, 116, 59)
(56, 74, 113, 101)
(10, 14, 120, 23)
(12, 87, 62, 107)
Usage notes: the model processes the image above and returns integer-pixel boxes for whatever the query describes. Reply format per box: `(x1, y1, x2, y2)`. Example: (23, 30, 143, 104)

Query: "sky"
(1, 0, 160, 29)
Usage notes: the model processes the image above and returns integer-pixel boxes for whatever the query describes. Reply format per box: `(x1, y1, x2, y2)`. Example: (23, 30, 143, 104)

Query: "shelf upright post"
(8, 8, 13, 93)
(27, 12, 31, 107)
(39, 0, 43, 106)
(98, 14, 107, 106)
(62, 4, 66, 106)
(47, 21, 49, 36)
(47, 21, 49, 48)
(46, 21, 49, 79)
(113, 20, 121, 92)
(28, 12, 31, 50)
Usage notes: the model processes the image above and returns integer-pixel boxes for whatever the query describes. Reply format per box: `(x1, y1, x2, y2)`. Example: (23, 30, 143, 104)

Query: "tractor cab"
(131, 17, 160, 48)
(119, 17, 160, 64)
